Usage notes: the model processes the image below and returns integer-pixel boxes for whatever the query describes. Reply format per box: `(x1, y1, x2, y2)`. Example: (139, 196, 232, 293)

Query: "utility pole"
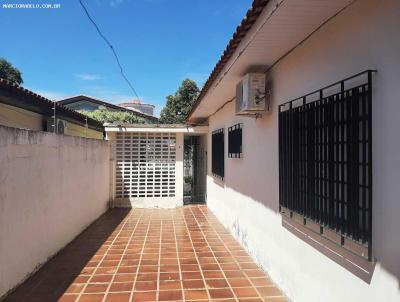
(52, 101, 57, 134)
(85, 116, 88, 137)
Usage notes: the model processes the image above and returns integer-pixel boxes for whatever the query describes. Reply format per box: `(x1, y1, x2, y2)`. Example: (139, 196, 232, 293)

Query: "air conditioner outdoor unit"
(45, 118, 66, 134)
(57, 119, 66, 135)
(236, 73, 270, 115)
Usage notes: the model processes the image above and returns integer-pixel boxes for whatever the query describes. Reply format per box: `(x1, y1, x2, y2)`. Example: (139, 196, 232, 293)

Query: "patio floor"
(5, 205, 287, 302)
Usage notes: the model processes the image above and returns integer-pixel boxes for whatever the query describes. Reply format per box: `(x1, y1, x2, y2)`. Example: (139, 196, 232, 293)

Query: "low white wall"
(107, 131, 184, 208)
(206, 0, 400, 301)
(0, 126, 111, 298)
(130, 132, 184, 208)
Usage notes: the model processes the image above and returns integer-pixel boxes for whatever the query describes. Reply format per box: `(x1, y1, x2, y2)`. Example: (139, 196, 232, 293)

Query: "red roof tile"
(187, 0, 270, 121)
(0, 78, 104, 130)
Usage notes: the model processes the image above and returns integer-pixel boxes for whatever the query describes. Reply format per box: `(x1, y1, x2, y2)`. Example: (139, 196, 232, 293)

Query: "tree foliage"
(78, 107, 149, 125)
(160, 79, 200, 124)
(0, 58, 23, 85)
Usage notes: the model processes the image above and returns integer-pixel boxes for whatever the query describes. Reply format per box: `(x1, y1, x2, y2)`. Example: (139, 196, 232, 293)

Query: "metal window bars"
(278, 70, 376, 260)
(228, 123, 243, 158)
(212, 128, 225, 180)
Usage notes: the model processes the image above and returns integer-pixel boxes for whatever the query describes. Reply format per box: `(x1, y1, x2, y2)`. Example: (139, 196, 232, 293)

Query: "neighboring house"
(184, 0, 400, 302)
(0, 78, 104, 139)
(118, 99, 155, 116)
(58, 95, 158, 122)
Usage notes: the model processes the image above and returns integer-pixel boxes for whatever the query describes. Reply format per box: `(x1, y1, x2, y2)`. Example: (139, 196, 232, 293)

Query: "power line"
(78, 0, 141, 100)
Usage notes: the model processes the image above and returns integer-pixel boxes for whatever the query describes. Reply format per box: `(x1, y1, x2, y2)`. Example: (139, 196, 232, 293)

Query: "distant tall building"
(118, 99, 155, 116)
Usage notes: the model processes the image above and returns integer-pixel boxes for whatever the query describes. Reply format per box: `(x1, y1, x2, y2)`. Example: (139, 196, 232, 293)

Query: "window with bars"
(115, 132, 176, 199)
(278, 70, 374, 260)
(228, 123, 243, 158)
(212, 128, 224, 180)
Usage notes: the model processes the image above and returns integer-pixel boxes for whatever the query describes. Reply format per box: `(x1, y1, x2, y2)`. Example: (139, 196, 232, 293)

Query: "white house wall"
(206, 0, 400, 301)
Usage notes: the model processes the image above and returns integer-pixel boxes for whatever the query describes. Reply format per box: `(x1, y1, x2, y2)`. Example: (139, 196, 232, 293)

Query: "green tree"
(0, 58, 23, 85)
(78, 107, 150, 125)
(160, 79, 200, 124)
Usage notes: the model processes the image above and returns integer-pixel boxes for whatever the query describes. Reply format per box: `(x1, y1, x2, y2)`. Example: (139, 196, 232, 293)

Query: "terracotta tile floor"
(5, 205, 287, 302)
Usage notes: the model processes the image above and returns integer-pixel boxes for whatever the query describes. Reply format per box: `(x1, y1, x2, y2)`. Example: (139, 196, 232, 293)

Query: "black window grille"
(278, 70, 375, 260)
(212, 128, 224, 179)
(228, 123, 243, 158)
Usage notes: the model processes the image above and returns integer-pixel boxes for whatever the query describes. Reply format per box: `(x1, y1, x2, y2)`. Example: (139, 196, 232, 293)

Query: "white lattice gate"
(114, 132, 177, 207)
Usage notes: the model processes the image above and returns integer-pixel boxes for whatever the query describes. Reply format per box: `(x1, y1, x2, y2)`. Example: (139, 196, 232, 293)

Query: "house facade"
(186, 0, 400, 301)
(0, 79, 104, 139)
(1, 1, 400, 301)
(58, 95, 158, 122)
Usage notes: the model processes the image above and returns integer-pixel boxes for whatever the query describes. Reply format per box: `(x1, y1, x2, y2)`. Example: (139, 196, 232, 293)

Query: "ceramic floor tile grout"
(198, 206, 286, 301)
(172, 210, 186, 301)
(181, 207, 212, 301)
(188, 206, 240, 302)
(156, 213, 163, 302)
(75, 211, 134, 301)
(100, 209, 143, 302)
(129, 210, 154, 302)
(7, 206, 287, 302)
(196, 206, 267, 301)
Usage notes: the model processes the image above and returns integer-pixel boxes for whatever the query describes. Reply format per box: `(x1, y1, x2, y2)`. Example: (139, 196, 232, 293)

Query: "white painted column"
(175, 132, 184, 206)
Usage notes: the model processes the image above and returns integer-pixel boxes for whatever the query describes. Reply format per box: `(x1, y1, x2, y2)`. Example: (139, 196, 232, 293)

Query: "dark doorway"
(183, 136, 207, 205)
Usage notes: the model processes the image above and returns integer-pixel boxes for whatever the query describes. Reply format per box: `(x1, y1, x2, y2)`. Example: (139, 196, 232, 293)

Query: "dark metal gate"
(184, 136, 207, 204)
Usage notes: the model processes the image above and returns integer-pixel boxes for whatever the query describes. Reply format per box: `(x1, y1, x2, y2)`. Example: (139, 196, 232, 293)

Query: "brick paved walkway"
(5, 206, 287, 302)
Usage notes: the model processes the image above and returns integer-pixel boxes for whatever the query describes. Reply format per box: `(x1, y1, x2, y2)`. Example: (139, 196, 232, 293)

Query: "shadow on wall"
(215, 160, 381, 284)
(207, 72, 400, 287)
(213, 169, 400, 288)
(282, 216, 376, 283)
(208, 110, 279, 213)
(215, 173, 380, 284)
(220, 119, 279, 213)
(3, 209, 130, 302)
